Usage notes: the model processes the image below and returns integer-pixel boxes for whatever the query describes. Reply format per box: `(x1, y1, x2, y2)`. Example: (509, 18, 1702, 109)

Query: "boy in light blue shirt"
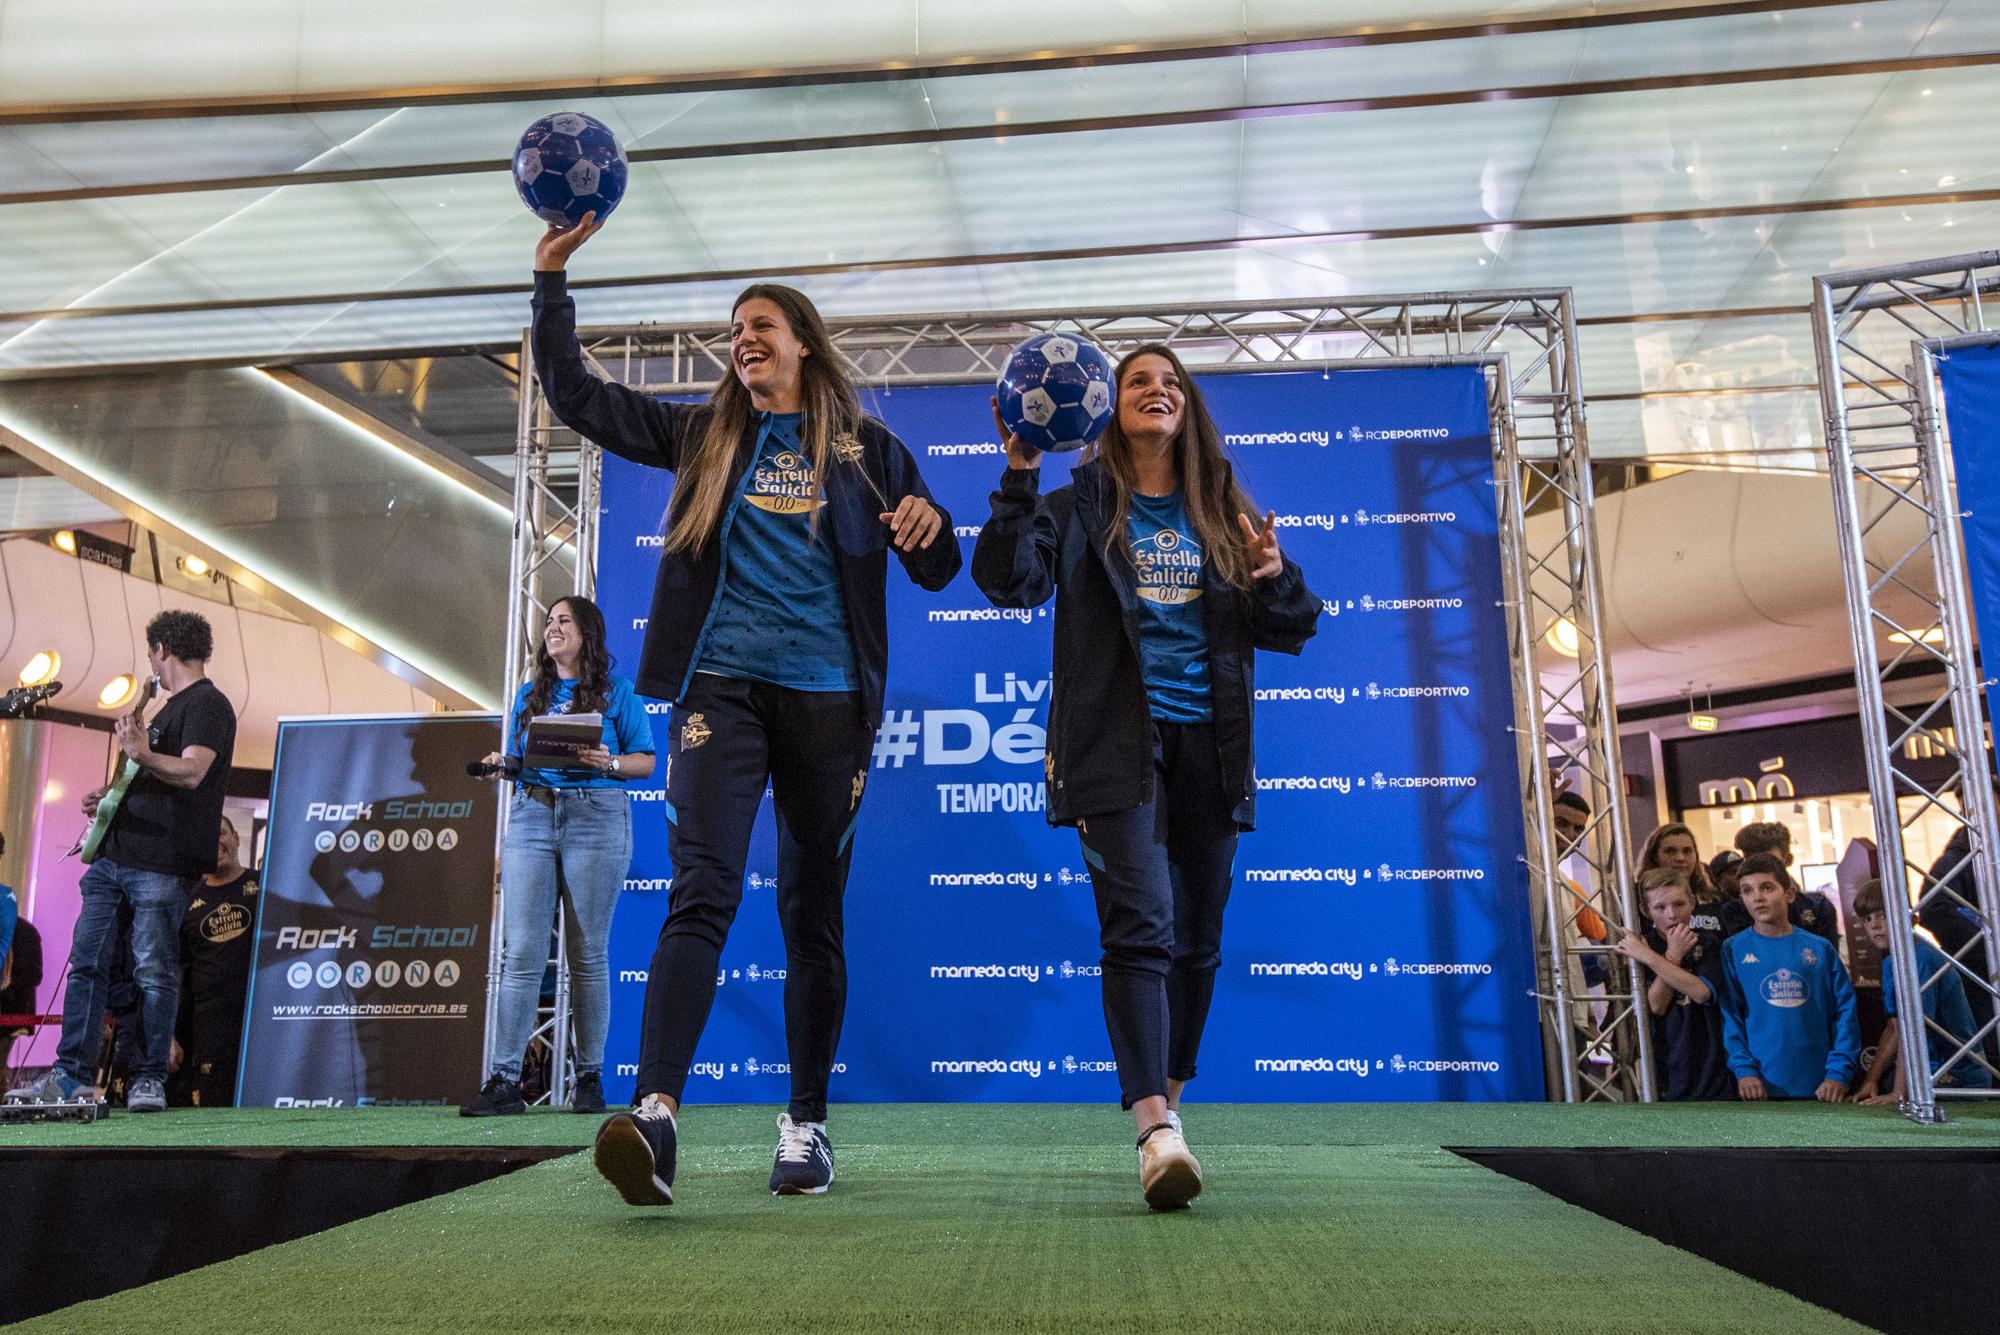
(1721, 853, 1861, 1102)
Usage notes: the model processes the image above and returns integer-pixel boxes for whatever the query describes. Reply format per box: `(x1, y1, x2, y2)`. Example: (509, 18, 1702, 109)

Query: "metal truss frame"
(486, 329, 599, 1106)
(1813, 251, 2000, 1124)
(513, 289, 1641, 1103)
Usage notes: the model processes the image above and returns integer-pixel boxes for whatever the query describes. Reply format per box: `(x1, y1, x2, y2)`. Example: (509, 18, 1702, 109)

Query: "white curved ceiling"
(0, 0, 1995, 463)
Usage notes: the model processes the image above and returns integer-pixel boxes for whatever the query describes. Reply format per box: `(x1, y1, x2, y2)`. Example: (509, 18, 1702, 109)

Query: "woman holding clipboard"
(462, 594, 655, 1118)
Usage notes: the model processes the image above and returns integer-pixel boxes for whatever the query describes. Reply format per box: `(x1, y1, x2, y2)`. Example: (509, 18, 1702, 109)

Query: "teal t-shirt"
(506, 675, 656, 789)
(693, 412, 858, 691)
(1126, 489, 1213, 723)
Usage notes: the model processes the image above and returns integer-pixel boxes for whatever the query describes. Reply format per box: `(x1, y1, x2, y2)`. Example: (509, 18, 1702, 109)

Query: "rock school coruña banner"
(238, 713, 501, 1108)
(597, 367, 1540, 1104)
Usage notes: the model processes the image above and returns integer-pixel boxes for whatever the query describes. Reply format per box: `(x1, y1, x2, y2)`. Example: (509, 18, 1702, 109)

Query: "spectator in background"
(172, 817, 258, 1107)
(1851, 878, 1993, 1103)
(1709, 850, 1744, 909)
(1, 830, 15, 984)
(1721, 852, 1860, 1102)
(1720, 822, 1840, 946)
(1919, 807, 1996, 1068)
(1636, 823, 1723, 933)
(1552, 792, 1611, 987)
(1614, 869, 1733, 1100)
(0, 914, 40, 1077)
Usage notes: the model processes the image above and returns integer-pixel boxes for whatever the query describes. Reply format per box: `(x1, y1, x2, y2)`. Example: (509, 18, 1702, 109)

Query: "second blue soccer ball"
(513, 112, 629, 227)
(996, 333, 1117, 453)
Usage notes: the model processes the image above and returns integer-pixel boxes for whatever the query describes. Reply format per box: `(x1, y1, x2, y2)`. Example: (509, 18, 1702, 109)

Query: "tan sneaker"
(1138, 1123, 1203, 1210)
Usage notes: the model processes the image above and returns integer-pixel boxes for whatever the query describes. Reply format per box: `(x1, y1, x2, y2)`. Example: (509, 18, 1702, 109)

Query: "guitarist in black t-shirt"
(4, 611, 237, 1114)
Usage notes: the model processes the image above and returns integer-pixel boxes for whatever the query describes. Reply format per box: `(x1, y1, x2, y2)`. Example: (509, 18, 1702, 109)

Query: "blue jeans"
(491, 786, 632, 1082)
(56, 858, 191, 1084)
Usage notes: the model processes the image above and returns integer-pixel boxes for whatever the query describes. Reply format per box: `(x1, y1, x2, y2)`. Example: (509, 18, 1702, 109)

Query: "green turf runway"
(11, 1101, 1999, 1332)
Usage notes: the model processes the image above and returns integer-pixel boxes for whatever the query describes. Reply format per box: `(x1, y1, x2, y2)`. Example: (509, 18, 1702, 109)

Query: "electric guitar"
(0, 681, 60, 718)
(74, 675, 160, 864)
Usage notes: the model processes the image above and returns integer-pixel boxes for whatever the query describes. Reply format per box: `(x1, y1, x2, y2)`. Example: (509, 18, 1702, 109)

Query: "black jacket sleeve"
(1246, 555, 1320, 654)
(531, 270, 698, 471)
(878, 427, 962, 591)
(972, 467, 1060, 609)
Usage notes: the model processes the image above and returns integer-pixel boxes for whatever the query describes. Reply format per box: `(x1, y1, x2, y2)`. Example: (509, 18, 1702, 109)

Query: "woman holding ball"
(531, 212, 961, 1205)
(973, 344, 1319, 1209)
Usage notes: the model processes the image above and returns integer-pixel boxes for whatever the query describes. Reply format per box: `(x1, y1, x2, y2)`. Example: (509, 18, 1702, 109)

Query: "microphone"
(467, 757, 522, 779)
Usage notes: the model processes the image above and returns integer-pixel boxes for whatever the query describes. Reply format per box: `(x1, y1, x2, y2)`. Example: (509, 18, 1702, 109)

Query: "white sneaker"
(1138, 1123, 1202, 1210)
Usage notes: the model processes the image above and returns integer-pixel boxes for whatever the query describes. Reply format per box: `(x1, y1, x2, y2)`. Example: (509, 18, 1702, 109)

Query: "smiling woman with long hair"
(973, 343, 1320, 1210)
(529, 212, 961, 1206)
(463, 595, 655, 1121)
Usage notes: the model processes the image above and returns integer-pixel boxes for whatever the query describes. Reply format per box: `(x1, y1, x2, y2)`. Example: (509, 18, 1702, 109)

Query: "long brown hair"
(520, 596, 613, 729)
(1636, 821, 1718, 903)
(1089, 344, 1259, 590)
(664, 283, 862, 555)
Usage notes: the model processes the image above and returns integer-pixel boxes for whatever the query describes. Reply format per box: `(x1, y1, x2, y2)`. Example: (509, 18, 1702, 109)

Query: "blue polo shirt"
(1126, 489, 1212, 723)
(1882, 934, 1994, 1089)
(693, 411, 858, 691)
(506, 675, 656, 789)
(0, 883, 15, 968)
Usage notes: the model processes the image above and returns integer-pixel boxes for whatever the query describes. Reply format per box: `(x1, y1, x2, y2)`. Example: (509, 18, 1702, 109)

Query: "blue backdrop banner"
(238, 713, 501, 1109)
(596, 366, 1540, 1104)
(1940, 343, 2000, 736)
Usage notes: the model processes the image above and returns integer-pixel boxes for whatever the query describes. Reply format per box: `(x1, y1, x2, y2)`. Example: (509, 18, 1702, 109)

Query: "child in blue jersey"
(974, 344, 1319, 1209)
(1614, 869, 1733, 1100)
(462, 596, 655, 1119)
(1851, 878, 1994, 1102)
(1721, 853, 1860, 1102)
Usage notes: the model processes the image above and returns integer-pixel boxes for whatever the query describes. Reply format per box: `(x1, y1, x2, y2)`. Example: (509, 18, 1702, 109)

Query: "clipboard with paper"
(521, 711, 603, 771)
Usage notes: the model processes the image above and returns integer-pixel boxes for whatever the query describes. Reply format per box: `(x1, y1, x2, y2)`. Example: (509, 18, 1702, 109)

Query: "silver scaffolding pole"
(1812, 252, 2000, 1124)
(518, 288, 1638, 1102)
(488, 329, 595, 1106)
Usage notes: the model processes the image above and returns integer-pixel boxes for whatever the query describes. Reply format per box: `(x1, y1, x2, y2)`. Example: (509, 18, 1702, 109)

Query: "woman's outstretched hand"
(536, 211, 605, 272)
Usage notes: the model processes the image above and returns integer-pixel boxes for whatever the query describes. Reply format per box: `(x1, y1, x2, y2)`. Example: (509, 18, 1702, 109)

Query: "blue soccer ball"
(995, 333, 1117, 453)
(513, 112, 629, 227)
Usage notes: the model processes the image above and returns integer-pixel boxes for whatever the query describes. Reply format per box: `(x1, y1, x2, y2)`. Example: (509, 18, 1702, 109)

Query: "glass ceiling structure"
(0, 0, 1995, 466)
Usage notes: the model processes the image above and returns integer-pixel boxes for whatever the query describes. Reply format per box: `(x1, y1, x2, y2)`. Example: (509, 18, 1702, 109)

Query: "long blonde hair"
(664, 283, 862, 555)
(1089, 344, 1259, 590)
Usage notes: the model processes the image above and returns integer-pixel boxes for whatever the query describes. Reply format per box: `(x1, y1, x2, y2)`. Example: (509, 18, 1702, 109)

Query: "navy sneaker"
(459, 1074, 526, 1117)
(571, 1071, 606, 1115)
(127, 1077, 167, 1113)
(594, 1096, 676, 1206)
(770, 1113, 834, 1195)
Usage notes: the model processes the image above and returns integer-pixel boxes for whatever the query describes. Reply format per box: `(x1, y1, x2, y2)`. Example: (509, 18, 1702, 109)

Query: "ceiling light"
(18, 650, 60, 687)
(1888, 627, 1946, 645)
(51, 529, 76, 554)
(1687, 713, 1719, 733)
(97, 674, 138, 709)
(177, 554, 210, 577)
(1544, 617, 1581, 658)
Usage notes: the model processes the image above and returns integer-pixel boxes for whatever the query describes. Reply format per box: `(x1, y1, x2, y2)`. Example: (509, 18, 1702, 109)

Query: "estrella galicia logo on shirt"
(1761, 967, 1807, 1009)
(1132, 527, 1204, 606)
(200, 901, 251, 945)
(748, 450, 822, 515)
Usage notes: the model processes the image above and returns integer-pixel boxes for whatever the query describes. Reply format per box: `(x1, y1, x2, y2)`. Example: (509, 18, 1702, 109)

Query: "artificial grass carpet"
(4, 1103, 1935, 1332)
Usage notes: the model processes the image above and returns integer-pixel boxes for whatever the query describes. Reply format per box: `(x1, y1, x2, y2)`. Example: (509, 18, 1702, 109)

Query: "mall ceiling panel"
(1511, 74, 1889, 219)
(1234, 99, 1559, 236)
(9, 0, 1704, 114)
(0, 110, 385, 195)
(0, 198, 1967, 378)
(0, 366, 511, 706)
(14, 3, 1993, 203)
